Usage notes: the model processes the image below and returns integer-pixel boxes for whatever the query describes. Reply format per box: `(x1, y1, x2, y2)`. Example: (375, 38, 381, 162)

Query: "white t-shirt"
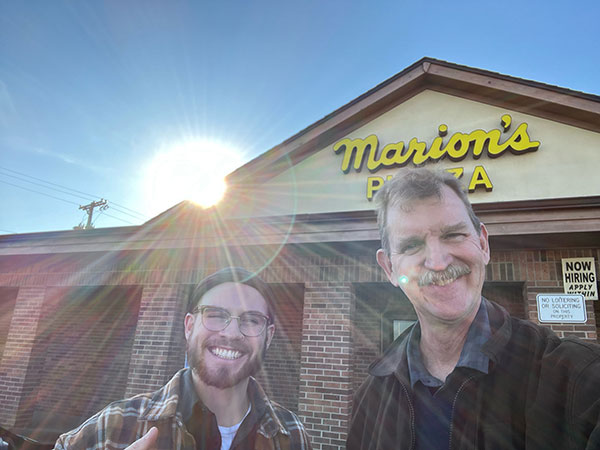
(218, 404, 252, 450)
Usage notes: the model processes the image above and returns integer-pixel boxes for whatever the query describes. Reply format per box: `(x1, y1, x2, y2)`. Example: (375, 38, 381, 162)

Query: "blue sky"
(1, 0, 598, 234)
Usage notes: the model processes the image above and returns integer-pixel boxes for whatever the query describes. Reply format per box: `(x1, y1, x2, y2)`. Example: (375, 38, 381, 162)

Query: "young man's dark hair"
(188, 267, 275, 322)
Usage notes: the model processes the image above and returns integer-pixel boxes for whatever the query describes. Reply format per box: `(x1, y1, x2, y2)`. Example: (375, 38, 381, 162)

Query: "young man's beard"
(187, 336, 268, 389)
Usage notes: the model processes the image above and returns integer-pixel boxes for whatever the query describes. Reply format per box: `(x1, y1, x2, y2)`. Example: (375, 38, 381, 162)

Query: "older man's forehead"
(386, 191, 474, 237)
(396, 220, 471, 240)
(392, 186, 469, 213)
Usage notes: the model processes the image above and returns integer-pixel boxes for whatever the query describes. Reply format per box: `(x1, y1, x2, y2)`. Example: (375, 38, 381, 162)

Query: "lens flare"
(398, 275, 409, 284)
(142, 139, 245, 214)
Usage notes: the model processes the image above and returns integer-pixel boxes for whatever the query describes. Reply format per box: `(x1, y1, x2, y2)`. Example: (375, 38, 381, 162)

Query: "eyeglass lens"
(201, 306, 267, 336)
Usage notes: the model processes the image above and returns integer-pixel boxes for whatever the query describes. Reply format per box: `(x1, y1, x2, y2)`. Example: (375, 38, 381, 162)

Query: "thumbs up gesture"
(125, 427, 158, 450)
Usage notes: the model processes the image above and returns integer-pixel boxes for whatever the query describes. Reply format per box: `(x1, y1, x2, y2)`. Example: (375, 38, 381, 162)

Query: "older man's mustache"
(418, 263, 471, 287)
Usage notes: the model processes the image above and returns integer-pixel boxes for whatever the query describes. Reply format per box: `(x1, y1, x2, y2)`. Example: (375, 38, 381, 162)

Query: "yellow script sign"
(332, 114, 540, 200)
(333, 114, 539, 173)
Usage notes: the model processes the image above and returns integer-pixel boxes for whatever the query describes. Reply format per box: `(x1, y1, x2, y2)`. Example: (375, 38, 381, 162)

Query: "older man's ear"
(376, 249, 398, 287)
(479, 223, 491, 265)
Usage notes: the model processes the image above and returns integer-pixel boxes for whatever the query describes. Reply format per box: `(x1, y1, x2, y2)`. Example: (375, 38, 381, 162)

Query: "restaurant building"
(1, 58, 599, 449)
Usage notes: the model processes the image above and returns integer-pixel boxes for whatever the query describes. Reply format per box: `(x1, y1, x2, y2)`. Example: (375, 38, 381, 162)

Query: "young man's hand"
(125, 427, 158, 449)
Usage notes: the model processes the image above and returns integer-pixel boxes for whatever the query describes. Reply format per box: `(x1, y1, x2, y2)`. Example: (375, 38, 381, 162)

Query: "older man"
(55, 267, 311, 450)
(347, 169, 600, 449)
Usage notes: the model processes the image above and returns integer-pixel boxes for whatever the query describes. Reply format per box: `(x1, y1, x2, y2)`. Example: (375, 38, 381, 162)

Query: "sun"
(143, 139, 246, 214)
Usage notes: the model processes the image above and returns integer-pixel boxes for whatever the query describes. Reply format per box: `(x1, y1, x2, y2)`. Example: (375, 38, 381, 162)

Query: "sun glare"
(143, 139, 246, 214)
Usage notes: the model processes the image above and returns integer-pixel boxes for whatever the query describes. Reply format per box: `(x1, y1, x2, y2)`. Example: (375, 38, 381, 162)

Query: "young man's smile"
(208, 345, 244, 361)
(185, 282, 274, 389)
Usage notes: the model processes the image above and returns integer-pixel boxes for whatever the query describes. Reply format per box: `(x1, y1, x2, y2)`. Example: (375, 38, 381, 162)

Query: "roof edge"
(226, 57, 600, 185)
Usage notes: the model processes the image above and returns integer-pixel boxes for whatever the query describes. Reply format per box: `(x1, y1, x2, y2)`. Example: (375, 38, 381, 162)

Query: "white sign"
(562, 257, 598, 300)
(536, 294, 587, 323)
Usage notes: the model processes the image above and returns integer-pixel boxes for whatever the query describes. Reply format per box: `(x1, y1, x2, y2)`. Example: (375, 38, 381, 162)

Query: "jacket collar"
(480, 298, 513, 363)
(368, 325, 412, 382)
(138, 369, 289, 438)
(251, 377, 290, 438)
(140, 368, 185, 421)
(368, 298, 513, 381)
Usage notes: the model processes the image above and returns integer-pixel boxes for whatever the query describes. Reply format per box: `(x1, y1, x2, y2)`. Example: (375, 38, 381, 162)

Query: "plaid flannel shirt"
(54, 369, 311, 450)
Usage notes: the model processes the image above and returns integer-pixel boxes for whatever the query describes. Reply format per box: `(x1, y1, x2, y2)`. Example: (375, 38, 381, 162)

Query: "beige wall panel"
(227, 90, 600, 218)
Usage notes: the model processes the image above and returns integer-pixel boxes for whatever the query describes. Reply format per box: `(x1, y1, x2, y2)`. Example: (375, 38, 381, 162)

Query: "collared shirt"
(406, 299, 491, 450)
(178, 368, 267, 450)
(407, 298, 491, 388)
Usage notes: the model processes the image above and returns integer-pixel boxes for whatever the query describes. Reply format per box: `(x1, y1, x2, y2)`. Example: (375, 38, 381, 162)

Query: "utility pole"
(78, 199, 108, 229)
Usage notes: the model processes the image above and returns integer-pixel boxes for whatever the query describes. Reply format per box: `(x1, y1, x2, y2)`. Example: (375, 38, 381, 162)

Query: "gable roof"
(3, 58, 599, 252)
(142, 57, 600, 237)
(227, 57, 600, 186)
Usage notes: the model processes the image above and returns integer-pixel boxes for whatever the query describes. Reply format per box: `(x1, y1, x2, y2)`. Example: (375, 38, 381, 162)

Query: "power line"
(1, 171, 94, 202)
(101, 203, 147, 221)
(0, 179, 81, 206)
(105, 200, 147, 219)
(91, 210, 104, 227)
(102, 212, 134, 225)
(0, 166, 148, 220)
(1, 179, 135, 226)
(0, 166, 97, 198)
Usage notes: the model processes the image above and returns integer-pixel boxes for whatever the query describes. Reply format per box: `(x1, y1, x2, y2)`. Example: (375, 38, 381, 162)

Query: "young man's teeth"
(211, 347, 241, 360)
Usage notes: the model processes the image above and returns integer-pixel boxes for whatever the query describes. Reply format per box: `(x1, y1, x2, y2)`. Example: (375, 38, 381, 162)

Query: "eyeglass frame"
(191, 305, 272, 337)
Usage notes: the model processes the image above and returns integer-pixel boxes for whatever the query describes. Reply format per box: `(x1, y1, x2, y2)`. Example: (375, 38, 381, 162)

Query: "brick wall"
(298, 282, 354, 450)
(351, 282, 419, 393)
(0, 242, 597, 448)
(482, 282, 526, 318)
(24, 286, 142, 433)
(0, 287, 46, 428)
(125, 284, 188, 397)
(352, 293, 384, 393)
(0, 287, 18, 359)
(255, 283, 304, 412)
(489, 248, 599, 340)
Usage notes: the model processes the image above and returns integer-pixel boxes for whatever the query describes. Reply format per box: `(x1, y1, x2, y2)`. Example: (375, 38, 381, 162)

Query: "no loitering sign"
(536, 293, 587, 323)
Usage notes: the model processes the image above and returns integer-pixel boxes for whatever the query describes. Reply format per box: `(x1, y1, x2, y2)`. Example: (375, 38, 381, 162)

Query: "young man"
(55, 267, 311, 450)
(347, 169, 600, 449)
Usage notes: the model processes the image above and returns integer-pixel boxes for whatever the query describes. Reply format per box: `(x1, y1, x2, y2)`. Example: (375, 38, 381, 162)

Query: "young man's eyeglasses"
(192, 305, 271, 337)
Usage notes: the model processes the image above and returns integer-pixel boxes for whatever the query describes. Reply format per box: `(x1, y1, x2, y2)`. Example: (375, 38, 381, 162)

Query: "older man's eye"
(400, 242, 422, 254)
(444, 232, 467, 241)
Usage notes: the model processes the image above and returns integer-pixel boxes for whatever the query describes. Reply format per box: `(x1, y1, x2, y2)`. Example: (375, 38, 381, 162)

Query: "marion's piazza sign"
(332, 114, 541, 200)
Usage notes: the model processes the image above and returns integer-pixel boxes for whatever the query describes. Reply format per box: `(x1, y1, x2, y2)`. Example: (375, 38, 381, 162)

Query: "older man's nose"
(423, 240, 451, 271)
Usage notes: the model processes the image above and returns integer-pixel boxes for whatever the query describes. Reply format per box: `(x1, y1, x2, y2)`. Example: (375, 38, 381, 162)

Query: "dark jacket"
(347, 299, 600, 450)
